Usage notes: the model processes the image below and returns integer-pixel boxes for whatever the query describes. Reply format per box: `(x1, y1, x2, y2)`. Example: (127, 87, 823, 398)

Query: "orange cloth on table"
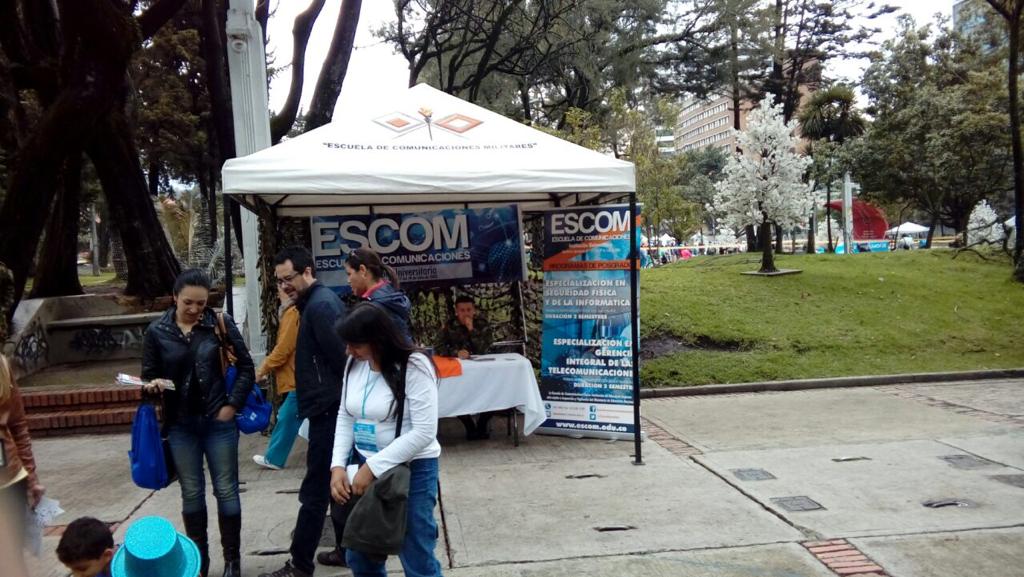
(432, 356, 463, 378)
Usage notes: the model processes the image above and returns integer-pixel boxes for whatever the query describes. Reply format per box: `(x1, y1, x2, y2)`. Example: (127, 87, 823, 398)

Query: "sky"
(264, 0, 957, 121)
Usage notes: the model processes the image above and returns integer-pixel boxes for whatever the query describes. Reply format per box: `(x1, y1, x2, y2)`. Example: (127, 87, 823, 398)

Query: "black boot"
(218, 513, 242, 577)
(182, 511, 210, 577)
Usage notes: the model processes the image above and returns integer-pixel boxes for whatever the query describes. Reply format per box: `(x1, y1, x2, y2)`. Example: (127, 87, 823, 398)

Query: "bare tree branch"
(269, 0, 326, 142)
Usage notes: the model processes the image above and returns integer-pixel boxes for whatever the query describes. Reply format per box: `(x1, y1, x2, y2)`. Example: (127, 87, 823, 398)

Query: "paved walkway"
(24, 379, 1024, 577)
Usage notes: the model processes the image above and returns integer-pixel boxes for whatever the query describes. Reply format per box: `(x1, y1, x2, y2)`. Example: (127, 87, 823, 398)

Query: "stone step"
(26, 406, 138, 437)
(22, 386, 142, 411)
(22, 385, 144, 437)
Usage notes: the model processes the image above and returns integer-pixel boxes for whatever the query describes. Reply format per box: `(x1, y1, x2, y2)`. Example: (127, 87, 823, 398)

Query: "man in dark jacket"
(260, 247, 349, 577)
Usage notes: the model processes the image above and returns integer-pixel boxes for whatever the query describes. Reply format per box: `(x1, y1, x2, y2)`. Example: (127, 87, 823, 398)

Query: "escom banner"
(538, 205, 637, 439)
(311, 206, 526, 294)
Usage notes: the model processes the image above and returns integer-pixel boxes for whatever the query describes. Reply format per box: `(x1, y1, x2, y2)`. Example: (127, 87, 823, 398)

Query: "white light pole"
(842, 171, 854, 254)
(225, 0, 269, 362)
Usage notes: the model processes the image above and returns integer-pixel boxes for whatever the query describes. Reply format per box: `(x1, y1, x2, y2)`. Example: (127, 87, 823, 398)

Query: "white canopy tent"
(885, 222, 929, 236)
(222, 83, 634, 214)
(221, 84, 644, 460)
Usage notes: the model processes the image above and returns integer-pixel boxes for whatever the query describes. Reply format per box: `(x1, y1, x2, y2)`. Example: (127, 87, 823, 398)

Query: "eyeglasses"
(276, 272, 299, 286)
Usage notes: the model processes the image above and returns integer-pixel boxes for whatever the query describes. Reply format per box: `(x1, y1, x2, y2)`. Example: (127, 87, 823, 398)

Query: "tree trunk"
(148, 157, 160, 197)
(774, 221, 783, 254)
(745, 224, 757, 252)
(1007, 9, 1024, 280)
(826, 182, 833, 252)
(926, 214, 938, 249)
(0, 0, 137, 306)
(305, 0, 362, 131)
(519, 80, 532, 122)
(200, 0, 243, 254)
(87, 112, 181, 297)
(806, 210, 816, 253)
(30, 153, 84, 298)
(759, 220, 777, 273)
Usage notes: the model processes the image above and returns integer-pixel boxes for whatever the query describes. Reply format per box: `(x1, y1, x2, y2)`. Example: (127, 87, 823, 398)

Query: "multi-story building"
(953, 0, 1002, 52)
(674, 95, 742, 154)
(655, 127, 676, 156)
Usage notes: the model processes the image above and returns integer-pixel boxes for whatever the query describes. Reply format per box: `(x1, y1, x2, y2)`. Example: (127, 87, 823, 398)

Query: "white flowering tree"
(967, 200, 1004, 247)
(713, 100, 813, 273)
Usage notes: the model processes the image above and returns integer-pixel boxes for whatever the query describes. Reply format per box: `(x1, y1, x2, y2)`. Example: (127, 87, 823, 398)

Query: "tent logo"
(374, 106, 483, 140)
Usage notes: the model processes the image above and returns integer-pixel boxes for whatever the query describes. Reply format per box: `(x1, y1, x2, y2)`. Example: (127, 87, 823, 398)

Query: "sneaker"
(257, 561, 310, 577)
(317, 547, 348, 567)
(252, 455, 282, 470)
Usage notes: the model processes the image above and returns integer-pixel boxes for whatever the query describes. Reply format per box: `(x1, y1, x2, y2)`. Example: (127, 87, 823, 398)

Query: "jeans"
(166, 415, 240, 516)
(346, 457, 443, 577)
(264, 392, 300, 467)
(290, 407, 345, 575)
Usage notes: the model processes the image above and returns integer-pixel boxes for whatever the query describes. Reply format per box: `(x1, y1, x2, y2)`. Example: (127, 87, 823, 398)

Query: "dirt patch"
(641, 335, 751, 359)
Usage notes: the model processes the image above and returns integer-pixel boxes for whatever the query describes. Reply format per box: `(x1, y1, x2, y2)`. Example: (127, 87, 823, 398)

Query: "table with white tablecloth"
(438, 353, 545, 437)
(298, 353, 544, 443)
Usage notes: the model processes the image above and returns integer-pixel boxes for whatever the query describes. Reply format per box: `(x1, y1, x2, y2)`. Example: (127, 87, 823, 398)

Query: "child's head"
(57, 517, 115, 577)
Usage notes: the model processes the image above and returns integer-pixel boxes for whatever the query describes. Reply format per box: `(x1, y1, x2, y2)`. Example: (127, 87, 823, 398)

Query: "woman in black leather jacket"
(141, 269, 255, 577)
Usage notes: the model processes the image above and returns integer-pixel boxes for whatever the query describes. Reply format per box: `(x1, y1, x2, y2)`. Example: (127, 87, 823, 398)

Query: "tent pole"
(629, 192, 643, 465)
(224, 195, 234, 316)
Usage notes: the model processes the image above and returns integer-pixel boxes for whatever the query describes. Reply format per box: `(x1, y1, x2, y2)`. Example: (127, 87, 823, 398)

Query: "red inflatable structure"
(825, 199, 889, 240)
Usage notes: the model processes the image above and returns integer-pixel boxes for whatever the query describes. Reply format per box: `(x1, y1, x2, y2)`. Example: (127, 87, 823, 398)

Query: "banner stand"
(629, 193, 643, 465)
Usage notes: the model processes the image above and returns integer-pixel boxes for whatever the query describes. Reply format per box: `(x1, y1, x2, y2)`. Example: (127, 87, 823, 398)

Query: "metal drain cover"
(771, 496, 824, 512)
(731, 468, 776, 481)
(990, 474, 1024, 488)
(938, 454, 997, 469)
(922, 498, 978, 509)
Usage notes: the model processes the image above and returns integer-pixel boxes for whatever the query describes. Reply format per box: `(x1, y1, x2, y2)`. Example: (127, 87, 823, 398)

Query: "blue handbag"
(129, 403, 173, 490)
(217, 314, 272, 434)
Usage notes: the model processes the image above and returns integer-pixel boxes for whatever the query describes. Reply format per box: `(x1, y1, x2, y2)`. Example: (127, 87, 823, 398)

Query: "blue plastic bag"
(129, 404, 172, 490)
(224, 365, 272, 435)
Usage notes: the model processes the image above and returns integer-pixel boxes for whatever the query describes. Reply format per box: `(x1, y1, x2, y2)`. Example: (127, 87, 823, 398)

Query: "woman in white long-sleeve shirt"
(329, 302, 443, 577)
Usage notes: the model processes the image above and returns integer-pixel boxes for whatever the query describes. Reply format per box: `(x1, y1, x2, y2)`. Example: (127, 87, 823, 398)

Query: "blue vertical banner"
(537, 205, 638, 439)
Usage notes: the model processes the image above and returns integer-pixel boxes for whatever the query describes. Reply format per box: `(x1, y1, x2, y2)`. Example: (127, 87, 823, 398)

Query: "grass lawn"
(79, 271, 120, 286)
(640, 250, 1024, 387)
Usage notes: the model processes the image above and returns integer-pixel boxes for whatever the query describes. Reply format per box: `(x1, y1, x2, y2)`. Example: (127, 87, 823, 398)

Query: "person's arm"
(471, 319, 494, 354)
(141, 326, 162, 381)
(311, 300, 350, 377)
(257, 307, 298, 377)
(365, 355, 438, 477)
(435, 324, 456, 357)
(222, 313, 256, 410)
(330, 370, 356, 470)
(8, 383, 43, 506)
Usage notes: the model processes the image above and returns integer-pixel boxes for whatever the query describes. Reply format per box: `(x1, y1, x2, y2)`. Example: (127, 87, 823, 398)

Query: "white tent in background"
(658, 233, 676, 246)
(885, 222, 929, 236)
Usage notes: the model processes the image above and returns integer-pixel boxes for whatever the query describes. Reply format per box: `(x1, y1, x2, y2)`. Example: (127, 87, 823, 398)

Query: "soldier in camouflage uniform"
(437, 296, 495, 440)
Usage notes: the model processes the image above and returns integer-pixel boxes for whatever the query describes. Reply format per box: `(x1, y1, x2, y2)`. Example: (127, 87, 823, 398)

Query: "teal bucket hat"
(111, 516, 201, 577)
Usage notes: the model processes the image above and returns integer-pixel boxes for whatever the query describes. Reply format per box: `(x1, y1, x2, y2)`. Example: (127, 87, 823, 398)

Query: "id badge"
(353, 421, 378, 452)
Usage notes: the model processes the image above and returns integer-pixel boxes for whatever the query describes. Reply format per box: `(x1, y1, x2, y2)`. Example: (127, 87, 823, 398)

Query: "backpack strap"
(341, 355, 355, 417)
(215, 312, 238, 370)
(394, 355, 409, 437)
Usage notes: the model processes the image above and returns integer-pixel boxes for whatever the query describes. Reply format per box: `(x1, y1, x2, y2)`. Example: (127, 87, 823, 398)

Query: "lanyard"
(361, 368, 379, 418)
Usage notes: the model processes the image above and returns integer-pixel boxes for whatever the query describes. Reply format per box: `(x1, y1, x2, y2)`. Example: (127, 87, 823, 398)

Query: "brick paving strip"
(641, 417, 703, 457)
(802, 539, 889, 576)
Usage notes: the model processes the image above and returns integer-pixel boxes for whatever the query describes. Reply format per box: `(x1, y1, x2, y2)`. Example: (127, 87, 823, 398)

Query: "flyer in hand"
(116, 373, 175, 391)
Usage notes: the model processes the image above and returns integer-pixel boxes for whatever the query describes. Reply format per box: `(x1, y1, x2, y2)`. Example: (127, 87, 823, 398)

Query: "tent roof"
(222, 84, 635, 216)
(886, 222, 929, 235)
